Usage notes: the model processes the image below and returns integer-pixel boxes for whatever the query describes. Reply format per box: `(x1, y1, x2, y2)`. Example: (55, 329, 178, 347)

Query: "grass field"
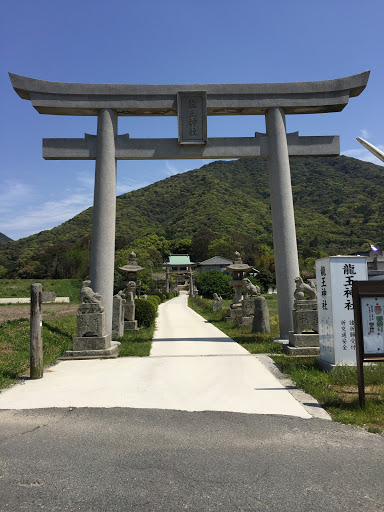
(189, 295, 384, 434)
(0, 315, 76, 390)
(0, 279, 83, 303)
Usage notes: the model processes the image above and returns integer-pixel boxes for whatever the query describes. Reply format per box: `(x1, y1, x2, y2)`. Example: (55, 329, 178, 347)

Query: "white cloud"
(164, 161, 180, 176)
(162, 159, 217, 178)
(0, 192, 94, 240)
(116, 178, 151, 195)
(0, 181, 34, 215)
(360, 128, 370, 139)
(342, 146, 384, 167)
(75, 170, 95, 188)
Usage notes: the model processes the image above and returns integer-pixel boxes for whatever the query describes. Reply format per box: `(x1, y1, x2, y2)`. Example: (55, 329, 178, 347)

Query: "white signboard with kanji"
(315, 256, 367, 366)
(361, 297, 384, 354)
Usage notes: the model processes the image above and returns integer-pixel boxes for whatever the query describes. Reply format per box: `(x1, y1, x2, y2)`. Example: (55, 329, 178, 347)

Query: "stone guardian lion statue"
(79, 280, 104, 311)
(242, 278, 261, 297)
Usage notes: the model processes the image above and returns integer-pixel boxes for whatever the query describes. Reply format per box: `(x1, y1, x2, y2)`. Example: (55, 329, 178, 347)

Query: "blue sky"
(1, 0, 383, 240)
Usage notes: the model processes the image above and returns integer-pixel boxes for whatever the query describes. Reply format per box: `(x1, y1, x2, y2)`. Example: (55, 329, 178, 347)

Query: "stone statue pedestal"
(124, 320, 138, 331)
(124, 300, 138, 332)
(284, 299, 319, 355)
(62, 303, 118, 359)
(225, 305, 243, 322)
(293, 300, 318, 333)
(239, 297, 256, 328)
(284, 332, 320, 355)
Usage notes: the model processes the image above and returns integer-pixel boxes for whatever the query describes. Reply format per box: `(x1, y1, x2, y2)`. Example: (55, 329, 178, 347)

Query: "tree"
(196, 270, 232, 299)
(190, 227, 216, 262)
(208, 236, 234, 259)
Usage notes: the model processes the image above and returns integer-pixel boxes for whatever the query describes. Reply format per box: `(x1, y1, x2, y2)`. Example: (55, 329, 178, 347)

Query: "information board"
(352, 280, 384, 406)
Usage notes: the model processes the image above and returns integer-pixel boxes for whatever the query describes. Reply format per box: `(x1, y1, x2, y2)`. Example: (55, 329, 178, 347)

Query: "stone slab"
(288, 332, 319, 348)
(283, 345, 320, 356)
(239, 316, 253, 328)
(60, 344, 118, 360)
(73, 334, 111, 351)
(124, 320, 138, 331)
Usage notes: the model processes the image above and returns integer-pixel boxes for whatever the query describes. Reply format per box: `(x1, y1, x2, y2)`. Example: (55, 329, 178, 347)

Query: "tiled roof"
(199, 256, 233, 266)
(167, 255, 194, 265)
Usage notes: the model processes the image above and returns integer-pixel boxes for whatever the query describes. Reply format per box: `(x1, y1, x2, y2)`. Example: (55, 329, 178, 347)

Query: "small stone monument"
(239, 278, 261, 328)
(284, 277, 319, 355)
(63, 281, 118, 359)
(112, 290, 125, 339)
(212, 293, 223, 312)
(123, 281, 138, 331)
(252, 296, 270, 333)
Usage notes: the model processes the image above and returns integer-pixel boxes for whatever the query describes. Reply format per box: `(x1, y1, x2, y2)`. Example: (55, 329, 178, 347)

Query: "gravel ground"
(0, 304, 78, 324)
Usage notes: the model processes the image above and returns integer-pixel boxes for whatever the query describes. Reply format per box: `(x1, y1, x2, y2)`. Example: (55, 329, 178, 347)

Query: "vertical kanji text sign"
(177, 91, 207, 144)
(352, 280, 384, 406)
(316, 256, 367, 366)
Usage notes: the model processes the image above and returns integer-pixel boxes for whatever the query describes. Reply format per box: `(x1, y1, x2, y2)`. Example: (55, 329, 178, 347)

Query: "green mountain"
(0, 233, 12, 243)
(0, 156, 383, 278)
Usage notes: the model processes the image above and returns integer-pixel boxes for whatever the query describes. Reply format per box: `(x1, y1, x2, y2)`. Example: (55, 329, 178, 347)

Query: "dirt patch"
(0, 304, 79, 324)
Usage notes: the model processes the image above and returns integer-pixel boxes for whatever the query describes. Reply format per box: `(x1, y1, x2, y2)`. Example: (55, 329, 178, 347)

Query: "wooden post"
(30, 283, 43, 379)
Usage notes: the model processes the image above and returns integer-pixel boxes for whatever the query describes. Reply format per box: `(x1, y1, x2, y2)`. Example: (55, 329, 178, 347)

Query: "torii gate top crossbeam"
(9, 72, 369, 116)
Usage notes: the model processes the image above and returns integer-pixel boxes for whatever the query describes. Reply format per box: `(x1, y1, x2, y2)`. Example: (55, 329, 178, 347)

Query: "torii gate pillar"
(266, 108, 300, 338)
(90, 109, 117, 335)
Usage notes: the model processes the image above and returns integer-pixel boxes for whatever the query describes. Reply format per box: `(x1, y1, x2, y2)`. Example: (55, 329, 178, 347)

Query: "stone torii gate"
(9, 72, 369, 338)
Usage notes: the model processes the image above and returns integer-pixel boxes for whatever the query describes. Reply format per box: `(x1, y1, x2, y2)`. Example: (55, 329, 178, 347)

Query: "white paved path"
(0, 294, 319, 418)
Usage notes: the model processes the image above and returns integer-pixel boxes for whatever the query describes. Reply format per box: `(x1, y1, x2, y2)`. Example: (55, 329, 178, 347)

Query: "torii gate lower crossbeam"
(9, 72, 369, 339)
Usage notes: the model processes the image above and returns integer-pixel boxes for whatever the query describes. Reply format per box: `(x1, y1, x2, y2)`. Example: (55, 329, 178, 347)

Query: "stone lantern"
(225, 252, 253, 322)
(119, 252, 145, 296)
(119, 252, 145, 332)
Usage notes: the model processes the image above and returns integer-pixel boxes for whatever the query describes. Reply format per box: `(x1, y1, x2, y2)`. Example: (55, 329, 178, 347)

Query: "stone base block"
(124, 320, 138, 331)
(288, 332, 319, 348)
(225, 308, 243, 322)
(73, 334, 111, 351)
(59, 344, 118, 360)
(284, 345, 320, 356)
(239, 316, 253, 328)
(284, 332, 319, 355)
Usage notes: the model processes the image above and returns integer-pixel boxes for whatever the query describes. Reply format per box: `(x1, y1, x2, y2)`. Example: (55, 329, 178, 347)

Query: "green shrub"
(135, 299, 157, 327)
(146, 295, 159, 311)
(151, 291, 166, 302)
(165, 292, 174, 299)
(147, 294, 161, 305)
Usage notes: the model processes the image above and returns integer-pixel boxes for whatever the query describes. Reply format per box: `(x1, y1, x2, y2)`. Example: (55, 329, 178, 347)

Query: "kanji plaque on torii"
(9, 72, 370, 338)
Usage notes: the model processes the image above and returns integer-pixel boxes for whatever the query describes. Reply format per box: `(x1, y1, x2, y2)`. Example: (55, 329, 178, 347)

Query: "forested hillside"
(0, 233, 12, 243)
(0, 156, 383, 280)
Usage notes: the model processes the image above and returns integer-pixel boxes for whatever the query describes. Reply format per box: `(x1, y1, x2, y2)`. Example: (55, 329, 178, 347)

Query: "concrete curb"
(256, 354, 332, 421)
